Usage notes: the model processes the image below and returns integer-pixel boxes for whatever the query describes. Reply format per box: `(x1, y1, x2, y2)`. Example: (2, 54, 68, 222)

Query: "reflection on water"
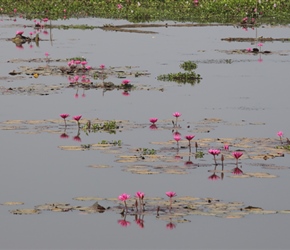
(1, 14, 290, 249)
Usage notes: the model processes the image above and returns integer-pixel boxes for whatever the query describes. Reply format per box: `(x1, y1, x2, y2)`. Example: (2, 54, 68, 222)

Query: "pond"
(1, 16, 290, 249)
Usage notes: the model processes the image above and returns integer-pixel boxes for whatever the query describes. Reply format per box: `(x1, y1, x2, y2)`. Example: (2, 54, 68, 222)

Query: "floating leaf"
(10, 209, 40, 215)
(1, 201, 24, 206)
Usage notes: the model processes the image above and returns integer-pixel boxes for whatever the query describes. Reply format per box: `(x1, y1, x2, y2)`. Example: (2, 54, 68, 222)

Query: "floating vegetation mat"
(4, 195, 290, 222)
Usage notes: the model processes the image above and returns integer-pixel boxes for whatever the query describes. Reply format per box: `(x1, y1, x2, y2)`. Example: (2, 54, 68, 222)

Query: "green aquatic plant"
(137, 148, 156, 155)
(98, 140, 122, 146)
(158, 60, 201, 85)
(2, 0, 290, 24)
(82, 120, 118, 135)
(180, 61, 197, 72)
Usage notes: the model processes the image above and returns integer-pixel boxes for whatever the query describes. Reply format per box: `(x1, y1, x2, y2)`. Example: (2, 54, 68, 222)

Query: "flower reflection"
(135, 214, 145, 229)
(166, 222, 176, 230)
(232, 166, 243, 175)
(60, 133, 69, 139)
(208, 173, 220, 180)
(73, 135, 81, 142)
(122, 91, 130, 96)
(149, 124, 158, 130)
(118, 219, 131, 228)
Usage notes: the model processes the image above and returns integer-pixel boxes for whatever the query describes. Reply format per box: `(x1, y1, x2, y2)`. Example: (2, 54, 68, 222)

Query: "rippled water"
(1, 16, 290, 249)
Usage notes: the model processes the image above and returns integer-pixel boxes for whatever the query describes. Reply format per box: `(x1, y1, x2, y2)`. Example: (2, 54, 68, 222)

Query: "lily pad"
(10, 209, 40, 215)
(1, 201, 24, 206)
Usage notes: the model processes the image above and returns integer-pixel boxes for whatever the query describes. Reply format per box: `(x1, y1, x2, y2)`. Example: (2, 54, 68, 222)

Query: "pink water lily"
(224, 144, 229, 150)
(208, 149, 221, 156)
(45, 52, 49, 57)
(118, 193, 130, 211)
(172, 112, 181, 118)
(73, 115, 82, 122)
(166, 191, 176, 210)
(277, 131, 283, 137)
(60, 113, 69, 126)
(16, 30, 24, 35)
(81, 61, 87, 67)
(277, 131, 283, 143)
(232, 151, 243, 159)
(149, 118, 158, 124)
(122, 79, 131, 85)
(232, 151, 243, 165)
(185, 135, 195, 141)
(60, 113, 69, 119)
(100, 64, 105, 69)
(118, 193, 130, 201)
(166, 191, 176, 198)
(174, 134, 181, 142)
(136, 191, 144, 199)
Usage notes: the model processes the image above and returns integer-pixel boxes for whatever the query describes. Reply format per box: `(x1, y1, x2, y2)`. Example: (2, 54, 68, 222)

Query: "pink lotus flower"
(43, 18, 49, 22)
(16, 30, 24, 35)
(117, 4, 123, 9)
(232, 151, 243, 165)
(224, 144, 229, 150)
(14, 8, 17, 13)
(122, 79, 131, 85)
(85, 65, 92, 70)
(166, 191, 176, 198)
(257, 43, 263, 47)
(232, 167, 243, 175)
(74, 75, 79, 83)
(208, 149, 221, 156)
(208, 173, 220, 180)
(277, 131, 283, 143)
(73, 115, 82, 122)
(136, 191, 144, 199)
(277, 131, 283, 137)
(118, 193, 130, 211)
(60, 113, 70, 119)
(75, 60, 81, 65)
(166, 191, 176, 210)
(172, 112, 181, 118)
(45, 52, 49, 57)
(81, 61, 87, 66)
(246, 48, 252, 52)
(149, 118, 158, 124)
(232, 151, 243, 159)
(100, 64, 105, 69)
(60, 113, 69, 126)
(29, 31, 33, 36)
(185, 135, 195, 141)
(174, 134, 181, 142)
(119, 193, 130, 201)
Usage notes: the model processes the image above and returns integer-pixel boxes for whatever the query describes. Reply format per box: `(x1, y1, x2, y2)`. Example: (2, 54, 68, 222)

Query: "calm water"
(1, 16, 290, 249)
